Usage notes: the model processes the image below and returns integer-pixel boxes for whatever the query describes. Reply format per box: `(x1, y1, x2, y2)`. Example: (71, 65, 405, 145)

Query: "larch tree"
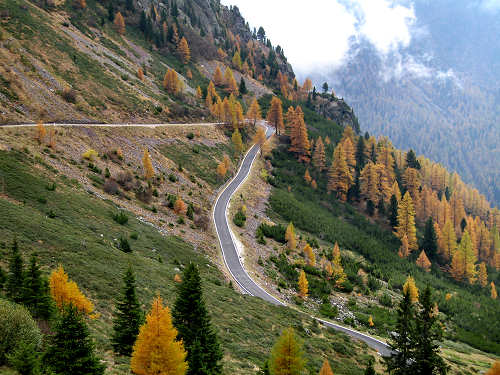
(269, 328, 305, 375)
(368, 315, 374, 327)
(196, 86, 203, 99)
(246, 97, 262, 126)
(267, 97, 284, 135)
(403, 275, 419, 303)
(36, 121, 46, 143)
(174, 197, 187, 215)
(416, 250, 432, 272)
(342, 137, 356, 174)
(142, 148, 155, 180)
(304, 169, 312, 184)
(232, 129, 244, 153)
(478, 262, 488, 287)
(398, 234, 410, 258)
(319, 359, 334, 375)
(396, 192, 418, 252)
(131, 296, 188, 375)
(486, 361, 500, 375)
(285, 106, 296, 136)
(172, 263, 223, 375)
(458, 230, 477, 284)
(312, 136, 326, 171)
(112, 266, 143, 356)
(253, 127, 267, 155)
(288, 106, 310, 162)
(49, 265, 94, 315)
(216, 161, 227, 180)
(332, 242, 347, 286)
(285, 222, 296, 250)
(298, 270, 308, 298)
(213, 65, 223, 86)
(177, 37, 191, 64)
(491, 281, 497, 299)
(440, 220, 457, 263)
(304, 243, 316, 266)
(114, 11, 125, 35)
(327, 143, 353, 201)
(186, 69, 193, 80)
(232, 51, 242, 70)
(44, 306, 104, 375)
(137, 67, 144, 81)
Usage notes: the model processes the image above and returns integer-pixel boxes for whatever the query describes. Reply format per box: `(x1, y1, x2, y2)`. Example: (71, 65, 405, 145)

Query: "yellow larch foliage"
(232, 129, 244, 153)
(142, 149, 155, 180)
(163, 69, 182, 95)
(318, 359, 334, 375)
(49, 265, 94, 315)
(213, 65, 224, 86)
(223, 154, 231, 170)
(36, 121, 46, 143)
(196, 86, 203, 99)
(173, 274, 182, 283)
(267, 97, 285, 135)
(445, 293, 452, 301)
(298, 270, 308, 298)
(270, 328, 306, 375)
(285, 222, 296, 250)
(302, 78, 313, 92)
(131, 296, 187, 375)
(403, 275, 419, 303)
(416, 250, 432, 272)
(137, 67, 144, 81)
(324, 136, 331, 145)
(186, 69, 193, 80)
(177, 37, 190, 64)
(368, 315, 374, 327)
(48, 128, 57, 149)
(486, 361, 500, 375)
(311, 180, 317, 189)
(332, 242, 346, 286)
(232, 51, 242, 70)
(325, 261, 333, 279)
(304, 169, 312, 184)
(216, 161, 227, 179)
(327, 143, 353, 201)
(82, 149, 98, 161)
(312, 136, 326, 171)
(440, 220, 457, 262)
(398, 234, 410, 258)
(174, 197, 187, 215)
(403, 167, 420, 199)
(342, 137, 356, 173)
(288, 106, 310, 162)
(478, 262, 488, 287)
(224, 67, 239, 95)
(207, 80, 217, 99)
(217, 48, 226, 60)
(246, 97, 262, 126)
(304, 244, 315, 266)
(253, 127, 266, 148)
(491, 281, 497, 300)
(396, 192, 418, 252)
(391, 180, 401, 202)
(114, 11, 125, 35)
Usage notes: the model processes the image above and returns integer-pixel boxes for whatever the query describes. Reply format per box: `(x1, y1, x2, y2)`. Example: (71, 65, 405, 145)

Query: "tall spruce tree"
(384, 290, 416, 375)
(172, 263, 223, 375)
(6, 239, 25, 303)
(422, 218, 438, 262)
(389, 195, 399, 228)
(23, 254, 53, 320)
(44, 306, 104, 375)
(112, 266, 143, 356)
(413, 286, 448, 375)
(355, 136, 366, 171)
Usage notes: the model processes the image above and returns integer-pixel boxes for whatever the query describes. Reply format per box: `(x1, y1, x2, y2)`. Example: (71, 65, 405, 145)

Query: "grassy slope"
(0, 146, 381, 375)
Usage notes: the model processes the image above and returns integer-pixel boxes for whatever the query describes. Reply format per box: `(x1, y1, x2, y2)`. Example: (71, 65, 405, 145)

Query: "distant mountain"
(309, 0, 500, 207)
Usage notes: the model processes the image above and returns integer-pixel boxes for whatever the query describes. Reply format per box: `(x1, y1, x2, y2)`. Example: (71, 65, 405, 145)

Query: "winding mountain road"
(213, 124, 393, 357)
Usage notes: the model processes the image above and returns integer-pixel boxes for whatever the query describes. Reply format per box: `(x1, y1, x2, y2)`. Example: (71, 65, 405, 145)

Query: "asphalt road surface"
(213, 125, 393, 357)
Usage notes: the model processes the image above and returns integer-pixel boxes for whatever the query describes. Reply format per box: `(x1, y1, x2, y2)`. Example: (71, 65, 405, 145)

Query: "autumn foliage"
(270, 328, 305, 375)
(319, 359, 334, 375)
(298, 270, 308, 298)
(267, 97, 284, 135)
(114, 12, 125, 35)
(403, 276, 419, 303)
(174, 197, 187, 215)
(49, 265, 94, 315)
(142, 149, 155, 180)
(163, 69, 183, 95)
(177, 37, 190, 64)
(131, 296, 187, 375)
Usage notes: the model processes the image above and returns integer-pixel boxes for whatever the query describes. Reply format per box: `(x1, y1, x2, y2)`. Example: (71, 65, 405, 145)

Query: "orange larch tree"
(216, 161, 227, 180)
(478, 262, 488, 287)
(114, 12, 125, 35)
(416, 250, 432, 272)
(285, 106, 296, 137)
(303, 243, 315, 266)
(49, 265, 94, 315)
(285, 222, 296, 250)
(246, 97, 261, 126)
(396, 192, 418, 252)
(267, 97, 284, 135)
(327, 143, 353, 201)
(298, 270, 308, 298)
(403, 275, 419, 303)
(304, 169, 312, 184)
(177, 37, 190, 64)
(319, 359, 334, 375)
(137, 67, 144, 81)
(174, 197, 187, 215)
(398, 234, 410, 258)
(36, 121, 46, 143)
(213, 65, 224, 86)
(288, 106, 310, 162)
(142, 149, 155, 180)
(491, 281, 498, 299)
(130, 296, 187, 375)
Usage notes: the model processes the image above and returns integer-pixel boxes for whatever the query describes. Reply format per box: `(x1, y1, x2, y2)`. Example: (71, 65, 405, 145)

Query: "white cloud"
(220, 0, 417, 72)
(480, 0, 500, 11)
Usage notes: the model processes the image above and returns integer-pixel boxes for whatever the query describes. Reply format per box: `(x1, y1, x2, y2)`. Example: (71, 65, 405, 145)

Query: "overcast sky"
(220, 0, 419, 74)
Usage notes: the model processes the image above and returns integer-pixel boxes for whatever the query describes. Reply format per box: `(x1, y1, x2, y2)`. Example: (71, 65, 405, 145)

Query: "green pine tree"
(364, 358, 378, 375)
(384, 290, 416, 375)
(239, 77, 247, 95)
(257, 360, 270, 375)
(355, 136, 366, 171)
(413, 286, 448, 375)
(389, 195, 399, 228)
(0, 266, 6, 291)
(6, 239, 25, 303)
(422, 218, 438, 262)
(172, 263, 223, 375)
(23, 254, 53, 320)
(44, 306, 104, 375)
(111, 266, 143, 356)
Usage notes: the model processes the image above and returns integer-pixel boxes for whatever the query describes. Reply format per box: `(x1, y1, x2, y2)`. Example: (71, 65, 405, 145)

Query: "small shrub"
(151, 206, 157, 213)
(186, 132, 194, 140)
(113, 211, 128, 225)
(82, 149, 98, 161)
(368, 275, 382, 292)
(88, 163, 102, 174)
(37, 197, 47, 204)
(233, 207, 246, 227)
(61, 88, 77, 103)
(319, 302, 339, 319)
(152, 189, 159, 197)
(47, 210, 56, 218)
(103, 179, 119, 194)
(168, 174, 177, 182)
(46, 182, 56, 191)
(378, 293, 392, 307)
(177, 216, 185, 224)
(130, 233, 139, 240)
(119, 237, 131, 252)
(340, 280, 354, 293)
(186, 204, 194, 220)
(104, 168, 110, 178)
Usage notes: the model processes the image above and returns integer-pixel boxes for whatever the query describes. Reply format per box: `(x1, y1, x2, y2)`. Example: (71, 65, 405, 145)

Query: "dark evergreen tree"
(406, 149, 421, 170)
(384, 290, 416, 375)
(460, 218, 467, 233)
(111, 266, 143, 356)
(173, 263, 223, 375)
(23, 254, 53, 320)
(370, 143, 377, 163)
(107, 3, 115, 22)
(139, 11, 147, 33)
(0, 266, 6, 291)
(366, 200, 375, 216)
(355, 136, 366, 171)
(364, 131, 370, 140)
(6, 239, 25, 303)
(239, 77, 247, 95)
(422, 218, 438, 262)
(44, 306, 104, 375)
(389, 195, 399, 228)
(322, 82, 328, 93)
(413, 287, 448, 375)
(257, 360, 270, 375)
(364, 358, 377, 375)
(257, 26, 266, 42)
(377, 198, 386, 216)
(312, 86, 317, 100)
(126, 0, 134, 11)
